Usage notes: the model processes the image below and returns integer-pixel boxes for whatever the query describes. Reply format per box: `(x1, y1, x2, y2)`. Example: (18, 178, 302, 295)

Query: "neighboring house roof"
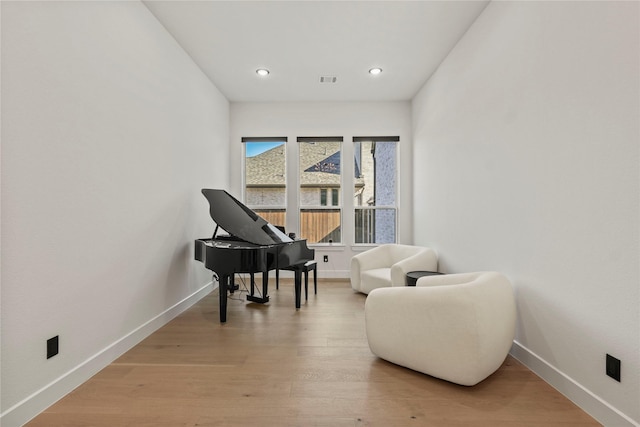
(246, 142, 364, 187)
(245, 144, 285, 186)
(304, 151, 362, 178)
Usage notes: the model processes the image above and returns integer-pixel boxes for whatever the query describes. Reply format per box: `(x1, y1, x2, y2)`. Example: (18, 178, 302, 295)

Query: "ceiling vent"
(319, 76, 338, 83)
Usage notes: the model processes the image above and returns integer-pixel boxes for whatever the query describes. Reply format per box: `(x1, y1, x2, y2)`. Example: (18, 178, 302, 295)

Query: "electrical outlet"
(606, 354, 621, 382)
(323, 255, 328, 262)
(47, 336, 59, 359)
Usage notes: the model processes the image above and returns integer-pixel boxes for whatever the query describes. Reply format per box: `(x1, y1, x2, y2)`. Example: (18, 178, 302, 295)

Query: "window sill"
(351, 244, 380, 252)
(309, 244, 345, 251)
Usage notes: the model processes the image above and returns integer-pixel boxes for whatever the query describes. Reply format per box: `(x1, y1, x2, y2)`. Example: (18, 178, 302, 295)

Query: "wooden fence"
(256, 209, 340, 243)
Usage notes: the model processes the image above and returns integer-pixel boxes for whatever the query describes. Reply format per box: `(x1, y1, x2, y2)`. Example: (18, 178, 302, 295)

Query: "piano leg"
(262, 271, 269, 300)
(219, 273, 229, 323)
(294, 269, 302, 310)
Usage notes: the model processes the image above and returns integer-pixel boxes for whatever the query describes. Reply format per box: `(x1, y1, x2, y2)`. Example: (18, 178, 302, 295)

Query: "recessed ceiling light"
(256, 68, 270, 77)
(369, 68, 383, 75)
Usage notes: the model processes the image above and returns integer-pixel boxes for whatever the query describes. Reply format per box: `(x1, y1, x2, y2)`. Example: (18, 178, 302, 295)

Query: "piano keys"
(194, 189, 315, 322)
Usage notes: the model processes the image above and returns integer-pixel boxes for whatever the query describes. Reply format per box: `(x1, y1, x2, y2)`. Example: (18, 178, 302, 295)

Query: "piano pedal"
(246, 295, 269, 304)
(229, 283, 240, 294)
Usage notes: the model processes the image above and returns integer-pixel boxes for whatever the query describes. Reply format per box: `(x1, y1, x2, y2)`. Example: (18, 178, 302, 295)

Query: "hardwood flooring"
(27, 279, 600, 426)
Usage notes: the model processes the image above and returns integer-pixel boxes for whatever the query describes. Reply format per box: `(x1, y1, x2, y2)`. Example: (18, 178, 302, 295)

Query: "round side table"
(405, 271, 444, 286)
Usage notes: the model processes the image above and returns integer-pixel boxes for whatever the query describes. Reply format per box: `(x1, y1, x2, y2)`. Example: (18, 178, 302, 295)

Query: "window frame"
(242, 137, 288, 229)
(352, 137, 400, 246)
(240, 135, 399, 247)
(298, 137, 344, 245)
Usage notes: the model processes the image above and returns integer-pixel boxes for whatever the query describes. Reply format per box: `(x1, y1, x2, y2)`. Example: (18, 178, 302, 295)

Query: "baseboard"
(510, 341, 638, 427)
(317, 269, 350, 279)
(0, 282, 214, 427)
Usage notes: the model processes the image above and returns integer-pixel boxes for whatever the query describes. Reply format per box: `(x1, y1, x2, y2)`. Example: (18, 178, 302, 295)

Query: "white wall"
(230, 102, 412, 277)
(0, 2, 229, 425)
(412, 1, 639, 425)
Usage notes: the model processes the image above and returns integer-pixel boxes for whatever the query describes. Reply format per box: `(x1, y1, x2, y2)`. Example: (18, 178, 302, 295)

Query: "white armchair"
(350, 244, 438, 294)
(364, 271, 516, 386)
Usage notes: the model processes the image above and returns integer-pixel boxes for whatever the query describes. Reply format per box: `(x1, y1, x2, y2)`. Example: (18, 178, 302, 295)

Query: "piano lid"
(201, 189, 293, 246)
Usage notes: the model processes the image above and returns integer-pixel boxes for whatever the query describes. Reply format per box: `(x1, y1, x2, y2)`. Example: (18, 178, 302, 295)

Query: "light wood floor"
(28, 279, 600, 426)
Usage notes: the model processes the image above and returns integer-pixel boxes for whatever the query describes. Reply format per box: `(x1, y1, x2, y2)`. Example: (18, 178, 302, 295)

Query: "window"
(332, 188, 339, 206)
(242, 135, 398, 246)
(354, 137, 398, 244)
(298, 137, 343, 244)
(243, 137, 287, 228)
(320, 188, 339, 206)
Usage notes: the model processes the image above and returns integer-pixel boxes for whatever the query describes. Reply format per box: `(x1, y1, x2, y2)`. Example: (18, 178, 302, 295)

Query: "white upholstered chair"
(364, 271, 516, 386)
(350, 244, 438, 294)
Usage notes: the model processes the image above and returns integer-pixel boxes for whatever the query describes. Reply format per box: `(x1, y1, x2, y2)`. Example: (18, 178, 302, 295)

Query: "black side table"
(405, 271, 444, 286)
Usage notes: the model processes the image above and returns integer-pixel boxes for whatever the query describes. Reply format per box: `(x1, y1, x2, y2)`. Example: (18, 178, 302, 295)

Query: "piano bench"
(277, 260, 318, 300)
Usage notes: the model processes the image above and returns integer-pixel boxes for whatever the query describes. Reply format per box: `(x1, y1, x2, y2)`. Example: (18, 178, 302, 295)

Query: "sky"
(245, 141, 284, 157)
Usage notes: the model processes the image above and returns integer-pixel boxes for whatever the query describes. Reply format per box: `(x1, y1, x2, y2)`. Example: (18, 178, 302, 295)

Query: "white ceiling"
(143, 1, 489, 103)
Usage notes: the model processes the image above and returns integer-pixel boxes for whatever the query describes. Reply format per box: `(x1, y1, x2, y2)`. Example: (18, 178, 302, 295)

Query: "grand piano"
(194, 189, 315, 322)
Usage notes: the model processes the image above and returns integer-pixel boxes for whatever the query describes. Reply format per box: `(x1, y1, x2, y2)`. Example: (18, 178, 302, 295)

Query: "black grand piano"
(194, 189, 315, 322)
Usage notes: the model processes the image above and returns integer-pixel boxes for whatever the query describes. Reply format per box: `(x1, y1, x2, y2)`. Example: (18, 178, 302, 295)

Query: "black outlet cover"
(606, 354, 621, 382)
(47, 336, 59, 359)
